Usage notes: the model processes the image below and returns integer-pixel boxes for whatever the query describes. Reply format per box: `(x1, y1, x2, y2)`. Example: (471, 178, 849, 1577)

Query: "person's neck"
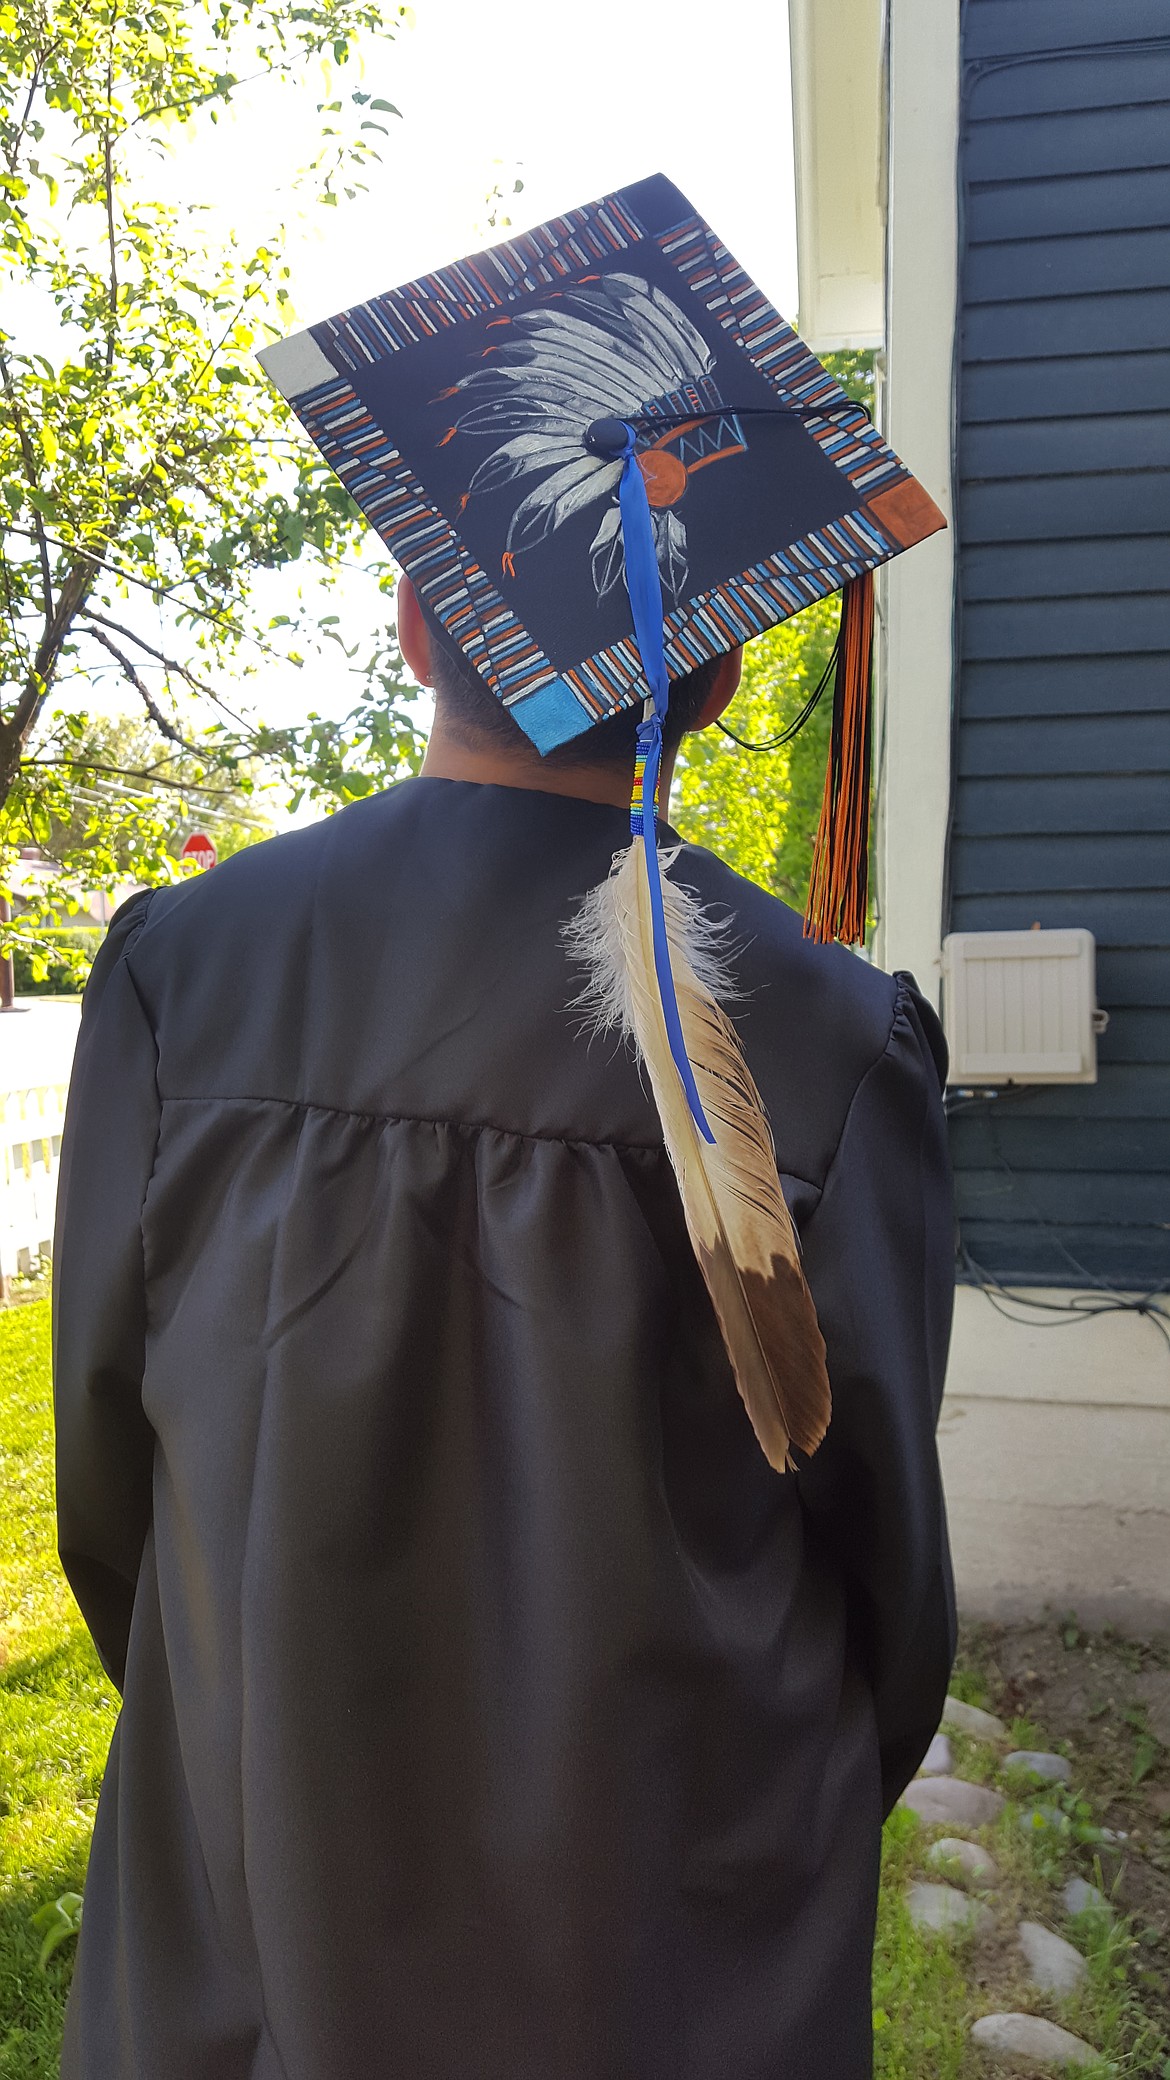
(420, 710, 678, 815)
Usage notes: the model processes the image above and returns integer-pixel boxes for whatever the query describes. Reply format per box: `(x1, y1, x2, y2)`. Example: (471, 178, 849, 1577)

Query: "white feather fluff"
(565, 846, 739, 1041)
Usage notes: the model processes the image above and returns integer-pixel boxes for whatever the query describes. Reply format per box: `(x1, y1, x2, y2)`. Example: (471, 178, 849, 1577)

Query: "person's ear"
(397, 575, 434, 687)
(693, 645, 743, 730)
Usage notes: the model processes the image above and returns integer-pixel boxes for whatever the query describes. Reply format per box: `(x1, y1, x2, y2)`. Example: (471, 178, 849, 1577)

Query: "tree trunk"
(0, 558, 96, 812)
(0, 896, 15, 1011)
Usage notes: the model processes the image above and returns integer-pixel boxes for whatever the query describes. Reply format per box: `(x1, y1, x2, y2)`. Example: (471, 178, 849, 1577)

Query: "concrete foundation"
(940, 1285, 1170, 1631)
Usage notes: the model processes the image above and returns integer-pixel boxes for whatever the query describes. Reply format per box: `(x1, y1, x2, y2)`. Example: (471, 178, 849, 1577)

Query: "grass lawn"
(0, 1300, 120, 2079)
(1, 1295, 1166, 2077)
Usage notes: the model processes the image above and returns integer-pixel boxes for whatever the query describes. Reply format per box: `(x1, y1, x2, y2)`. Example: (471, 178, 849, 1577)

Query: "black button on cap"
(584, 416, 633, 459)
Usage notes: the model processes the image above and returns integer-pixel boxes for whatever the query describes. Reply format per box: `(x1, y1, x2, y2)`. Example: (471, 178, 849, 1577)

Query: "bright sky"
(209, 0, 798, 334)
(77, 0, 799, 767)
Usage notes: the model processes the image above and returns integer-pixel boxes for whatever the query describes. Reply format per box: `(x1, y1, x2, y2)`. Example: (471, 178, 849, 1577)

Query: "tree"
(672, 350, 877, 911)
(673, 594, 838, 907)
(0, 0, 424, 974)
(32, 714, 275, 866)
(8, 715, 274, 989)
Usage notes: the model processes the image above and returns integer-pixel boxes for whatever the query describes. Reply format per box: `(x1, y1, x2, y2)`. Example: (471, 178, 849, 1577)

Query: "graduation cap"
(259, 174, 944, 1473)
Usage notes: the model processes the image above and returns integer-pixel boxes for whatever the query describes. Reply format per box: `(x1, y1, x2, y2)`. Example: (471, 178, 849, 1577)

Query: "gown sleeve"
(797, 973, 957, 1816)
(52, 889, 158, 1694)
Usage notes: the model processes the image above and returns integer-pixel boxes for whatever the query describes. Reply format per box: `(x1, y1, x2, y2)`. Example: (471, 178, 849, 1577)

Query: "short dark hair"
(420, 601, 725, 769)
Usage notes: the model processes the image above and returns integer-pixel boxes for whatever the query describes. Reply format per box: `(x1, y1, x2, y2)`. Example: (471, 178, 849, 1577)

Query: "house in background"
(788, 0, 1170, 1622)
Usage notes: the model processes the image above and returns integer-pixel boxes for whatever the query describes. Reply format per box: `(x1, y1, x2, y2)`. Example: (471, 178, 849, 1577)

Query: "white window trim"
(871, 0, 960, 1007)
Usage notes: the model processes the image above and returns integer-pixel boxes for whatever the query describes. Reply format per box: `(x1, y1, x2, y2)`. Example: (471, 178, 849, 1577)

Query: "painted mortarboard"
(259, 174, 945, 1474)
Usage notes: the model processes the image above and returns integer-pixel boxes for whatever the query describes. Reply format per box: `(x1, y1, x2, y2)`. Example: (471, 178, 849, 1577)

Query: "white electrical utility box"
(941, 928, 1101, 1085)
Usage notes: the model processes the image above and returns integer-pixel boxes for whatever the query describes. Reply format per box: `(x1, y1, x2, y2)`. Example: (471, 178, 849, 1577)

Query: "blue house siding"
(948, 0, 1170, 1288)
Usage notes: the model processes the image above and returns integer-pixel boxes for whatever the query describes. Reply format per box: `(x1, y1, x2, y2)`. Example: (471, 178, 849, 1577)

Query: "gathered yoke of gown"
(53, 776, 956, 2080)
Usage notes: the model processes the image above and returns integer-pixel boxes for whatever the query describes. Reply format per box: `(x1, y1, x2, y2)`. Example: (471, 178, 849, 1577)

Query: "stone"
(970, 2013, 1096, 2067)
(927, 1836, 1000, 1888)
(1018, 1802, 1066, 1835)
(941, 1696, 1006, 1741)
(905, 1881, 993, 1935)
(919, 1732, 952, 1776)
(900, 1777, 1005, 1828)
(1005, 1749, 1072, 1783)
(1062, 1876, 1111, 1919)
(1017, 1920, 1087, 1995)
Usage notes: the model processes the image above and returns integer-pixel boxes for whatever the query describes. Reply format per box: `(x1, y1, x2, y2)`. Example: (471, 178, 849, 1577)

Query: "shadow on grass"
(0, 1635, 99, 1700)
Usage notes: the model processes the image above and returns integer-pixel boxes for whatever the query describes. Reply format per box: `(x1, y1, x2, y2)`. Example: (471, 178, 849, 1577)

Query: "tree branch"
(85, 627, 206, 757)
(4, 524, 292, 671)
(104, 21, 119, 375)
(0, 551, 28, 667)
(3, 39, 64, 179)
(4, 559, 96, 770)
(0, 347, 54, 621)
(128, 64, 270, 131)
(79, 607, 220, 700)
(23, 755, 248, 800)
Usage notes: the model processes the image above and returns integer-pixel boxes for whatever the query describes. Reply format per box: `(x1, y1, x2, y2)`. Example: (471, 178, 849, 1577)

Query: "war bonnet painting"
(444, 271, 749, 608)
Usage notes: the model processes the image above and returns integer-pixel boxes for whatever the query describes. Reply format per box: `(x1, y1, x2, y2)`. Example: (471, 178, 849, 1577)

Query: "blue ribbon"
(615, 426, 715, 1144)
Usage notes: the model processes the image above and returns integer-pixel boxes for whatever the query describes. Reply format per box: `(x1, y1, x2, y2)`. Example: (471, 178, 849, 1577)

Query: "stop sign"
(180, 831, 217, 873)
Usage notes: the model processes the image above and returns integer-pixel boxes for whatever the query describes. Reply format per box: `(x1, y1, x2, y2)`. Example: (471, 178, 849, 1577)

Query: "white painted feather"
(589, 505, 625, 597)
(599, 278, 714, 377)
(457, 365, 628, 413)
(544, 302, 684, 391)
(565, 846, 831, 1471)
(562, 278, 712, 386)
(511, 308, 676, 390)
(469, 435, 596, 495)
(454, 402, 586, 439)
(655, 508, 689, 601)
(507, 456, 622, 550)
(506, 320, 665, 399)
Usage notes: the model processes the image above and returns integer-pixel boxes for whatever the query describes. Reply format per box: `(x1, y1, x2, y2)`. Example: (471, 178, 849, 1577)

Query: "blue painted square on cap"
(509, 678, 594, 754)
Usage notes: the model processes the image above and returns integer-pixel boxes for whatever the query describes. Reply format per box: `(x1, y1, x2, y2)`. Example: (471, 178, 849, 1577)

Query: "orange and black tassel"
(804, 570, 875, 947)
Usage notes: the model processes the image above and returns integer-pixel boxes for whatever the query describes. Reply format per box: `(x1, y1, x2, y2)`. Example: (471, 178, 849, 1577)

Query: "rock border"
(900, 1693, 1118, 2067)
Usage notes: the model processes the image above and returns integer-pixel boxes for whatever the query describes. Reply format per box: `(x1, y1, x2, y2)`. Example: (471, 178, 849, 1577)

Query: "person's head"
(397, 575, 742, 786)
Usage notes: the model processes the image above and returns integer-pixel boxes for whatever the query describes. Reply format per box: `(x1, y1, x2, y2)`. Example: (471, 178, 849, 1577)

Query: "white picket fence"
(0, 1001, 81, 1287)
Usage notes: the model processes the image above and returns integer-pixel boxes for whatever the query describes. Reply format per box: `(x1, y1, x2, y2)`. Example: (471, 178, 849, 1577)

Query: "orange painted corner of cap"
(636, 448, 688, 509)
(863, 475, 947, 550)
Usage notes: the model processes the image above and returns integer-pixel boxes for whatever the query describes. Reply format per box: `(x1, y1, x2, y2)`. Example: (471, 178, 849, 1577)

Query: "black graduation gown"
(53, 778, 955, 2080)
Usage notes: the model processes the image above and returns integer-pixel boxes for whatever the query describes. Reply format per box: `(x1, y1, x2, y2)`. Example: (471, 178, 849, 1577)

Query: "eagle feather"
(566, 845, 831, 1471)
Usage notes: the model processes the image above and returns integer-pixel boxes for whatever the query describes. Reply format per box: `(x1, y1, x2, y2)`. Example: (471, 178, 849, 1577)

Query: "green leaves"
(674, 593, 838, 907)
(1121, 1708, 1161, 1786)
(0, 0, 418, 972)
(250, 628, 427, 816)
(673, 350, 876, 907)
(30, 1890, 83, 1969)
